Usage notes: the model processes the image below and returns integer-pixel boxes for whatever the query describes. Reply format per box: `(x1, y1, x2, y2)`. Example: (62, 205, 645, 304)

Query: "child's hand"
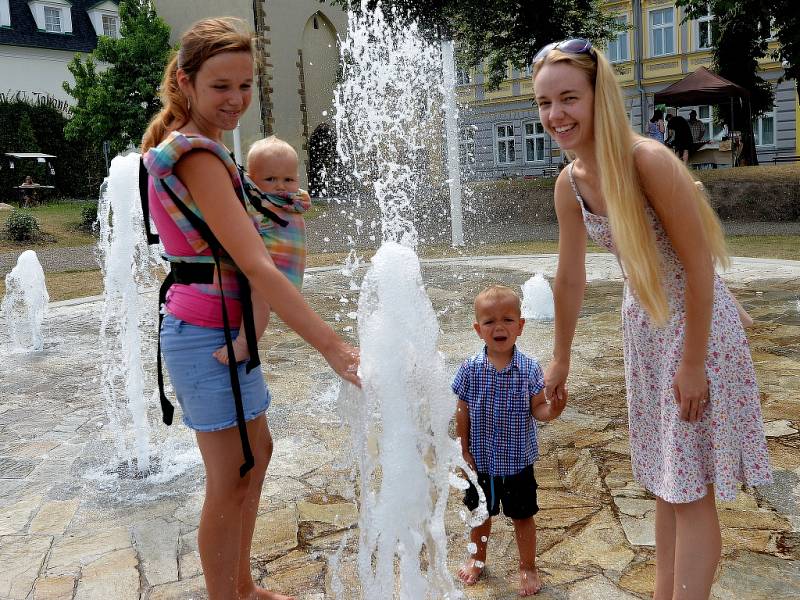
(462, 451, 477, 473)
(212, 336, 250, 366)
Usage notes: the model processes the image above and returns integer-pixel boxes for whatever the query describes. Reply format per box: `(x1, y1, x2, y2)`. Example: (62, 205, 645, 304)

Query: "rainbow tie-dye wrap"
(143, 132, 309, 297)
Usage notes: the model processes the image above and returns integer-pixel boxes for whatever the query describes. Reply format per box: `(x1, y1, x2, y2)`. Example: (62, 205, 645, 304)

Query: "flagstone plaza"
(1, 254, 799, 599)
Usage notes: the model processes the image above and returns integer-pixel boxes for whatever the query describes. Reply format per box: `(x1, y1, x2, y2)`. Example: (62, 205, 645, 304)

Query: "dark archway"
(308, 122, 338, 198)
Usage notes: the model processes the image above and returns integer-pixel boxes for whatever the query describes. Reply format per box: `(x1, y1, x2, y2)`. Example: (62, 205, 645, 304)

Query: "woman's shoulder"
(632, 137, 673, 167)
(144, 131, 235, 179)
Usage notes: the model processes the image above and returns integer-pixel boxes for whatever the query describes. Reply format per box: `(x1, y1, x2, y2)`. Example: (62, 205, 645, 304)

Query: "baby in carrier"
(213, 136, 311, 364)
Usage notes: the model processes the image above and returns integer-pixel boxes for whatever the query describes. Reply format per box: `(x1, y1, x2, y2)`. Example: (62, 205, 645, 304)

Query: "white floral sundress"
(567, 161, 773, 503)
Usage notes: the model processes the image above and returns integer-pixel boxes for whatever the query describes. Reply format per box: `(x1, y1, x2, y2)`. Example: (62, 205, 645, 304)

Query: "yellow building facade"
(456, 0, 799, 179)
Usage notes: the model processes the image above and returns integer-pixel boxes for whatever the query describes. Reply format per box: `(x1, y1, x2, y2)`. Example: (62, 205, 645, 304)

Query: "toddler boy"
(453, 285, 566, 596)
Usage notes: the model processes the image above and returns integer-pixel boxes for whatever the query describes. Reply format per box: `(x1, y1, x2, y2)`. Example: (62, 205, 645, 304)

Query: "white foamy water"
(338, 243, 461, 599)
(332, 1, 480, 597)
(97, 152, 167, 476)
(1, 250, 48, 352)
(521, 273, 555, 320)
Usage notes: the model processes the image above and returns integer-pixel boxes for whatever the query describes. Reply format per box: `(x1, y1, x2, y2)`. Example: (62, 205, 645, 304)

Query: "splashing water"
(97, 152, 166, 476)
(521, 273, 554, 320)
(1, 250, 48, 352)
(332, 2, 479, 597)
(338, 243, 461, 599)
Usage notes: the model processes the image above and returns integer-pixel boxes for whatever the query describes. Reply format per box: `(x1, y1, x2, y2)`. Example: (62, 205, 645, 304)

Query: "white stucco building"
(0, 0, 120, 103)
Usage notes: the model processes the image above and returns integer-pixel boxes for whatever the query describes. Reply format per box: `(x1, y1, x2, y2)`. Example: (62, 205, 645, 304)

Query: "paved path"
(2, 220, 799, 277)
(1, 255, 798, 599)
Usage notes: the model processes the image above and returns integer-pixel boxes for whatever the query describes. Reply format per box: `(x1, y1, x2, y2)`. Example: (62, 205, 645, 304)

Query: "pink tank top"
(148, 178, 241, 328)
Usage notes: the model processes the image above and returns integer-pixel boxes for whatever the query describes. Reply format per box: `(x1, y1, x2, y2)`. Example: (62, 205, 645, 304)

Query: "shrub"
(79, 202, 99, 232)
(4, 209, 40, 241)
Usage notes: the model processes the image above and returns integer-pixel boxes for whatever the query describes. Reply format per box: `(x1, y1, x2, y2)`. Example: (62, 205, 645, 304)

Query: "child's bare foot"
(213, 337, 249, 365)
(238, 584, 296, 600)
(519, 567, 542, 596)
(457, 558, 484, 585)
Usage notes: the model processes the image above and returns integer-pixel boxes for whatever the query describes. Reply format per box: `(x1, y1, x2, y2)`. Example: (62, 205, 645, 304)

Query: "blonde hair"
(247, 135, 298, 169)
(141, 18, 253, 152)
(474, 285, 522, 317)
(534, 49, 728, 326)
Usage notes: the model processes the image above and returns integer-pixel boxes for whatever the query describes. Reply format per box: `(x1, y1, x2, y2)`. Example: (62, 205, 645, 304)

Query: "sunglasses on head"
(533, 38, 595, 64)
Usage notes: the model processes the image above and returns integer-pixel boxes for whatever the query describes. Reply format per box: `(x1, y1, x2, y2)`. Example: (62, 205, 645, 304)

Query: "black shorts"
(464, 464, 539, 520)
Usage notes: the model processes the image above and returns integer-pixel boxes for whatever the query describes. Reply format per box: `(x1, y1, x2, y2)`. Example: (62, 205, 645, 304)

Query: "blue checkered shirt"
(452, 346, 545, 476)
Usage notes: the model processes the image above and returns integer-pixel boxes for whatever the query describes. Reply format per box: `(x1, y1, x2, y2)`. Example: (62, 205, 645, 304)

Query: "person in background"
(688, 110, 707, 152)
(648, 109, 666, 143)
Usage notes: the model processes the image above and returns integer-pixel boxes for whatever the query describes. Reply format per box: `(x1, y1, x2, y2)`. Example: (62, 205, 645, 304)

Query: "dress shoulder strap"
(566, 161, 582, 203)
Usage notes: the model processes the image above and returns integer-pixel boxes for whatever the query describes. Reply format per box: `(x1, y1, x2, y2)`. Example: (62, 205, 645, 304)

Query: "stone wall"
(463, 174, 800, 224)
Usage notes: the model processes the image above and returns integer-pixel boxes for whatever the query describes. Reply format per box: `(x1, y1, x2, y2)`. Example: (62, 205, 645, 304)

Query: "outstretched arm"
(545, 170, 587, 404)
(176, 151, 359, 386)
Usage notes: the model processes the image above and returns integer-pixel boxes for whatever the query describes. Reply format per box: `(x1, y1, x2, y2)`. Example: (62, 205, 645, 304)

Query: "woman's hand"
(673, 361, 709, 422)
(322, 339, 361, 388)
(545, 360, 569, 406)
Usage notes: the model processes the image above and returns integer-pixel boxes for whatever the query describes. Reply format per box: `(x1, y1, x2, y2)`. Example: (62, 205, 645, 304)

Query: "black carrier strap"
(142, 164, 261, 477)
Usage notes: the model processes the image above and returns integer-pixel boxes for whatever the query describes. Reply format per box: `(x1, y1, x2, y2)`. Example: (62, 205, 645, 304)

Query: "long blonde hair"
(534, 48, 729, 326)
(141, 18, 253, 152)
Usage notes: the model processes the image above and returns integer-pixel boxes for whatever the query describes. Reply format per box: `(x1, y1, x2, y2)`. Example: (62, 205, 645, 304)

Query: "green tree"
(326, 0, 617, 88)
(677, 0, 799, 164)
(64, 0, 171, 156)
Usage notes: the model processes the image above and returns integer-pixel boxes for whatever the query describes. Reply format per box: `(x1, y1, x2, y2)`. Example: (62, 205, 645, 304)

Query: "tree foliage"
(63, 0, 171, 155)
(0, 94, 105, 200)
(677, 0, 798, 111)
(677, 0, 798, 164)
(326, 0, 617, 87)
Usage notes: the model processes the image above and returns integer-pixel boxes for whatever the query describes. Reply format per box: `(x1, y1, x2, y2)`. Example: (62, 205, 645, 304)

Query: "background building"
(0, 0, 121, 103)
(456, 0, 800, 180)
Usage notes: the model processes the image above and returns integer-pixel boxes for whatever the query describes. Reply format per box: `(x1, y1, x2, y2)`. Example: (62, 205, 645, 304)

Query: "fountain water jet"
(521, 273, 555, 320)
(97, 152, 166, 476)
(1, 249, 48, 352)
(332, 2, 482, 597)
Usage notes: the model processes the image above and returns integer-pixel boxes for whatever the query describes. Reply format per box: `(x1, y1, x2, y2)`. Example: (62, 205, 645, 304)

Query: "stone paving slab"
(1, 255, 798, 599)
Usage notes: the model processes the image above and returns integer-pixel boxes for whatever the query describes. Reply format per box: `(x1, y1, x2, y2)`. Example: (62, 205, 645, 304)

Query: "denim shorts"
(160, 314, 270, 432)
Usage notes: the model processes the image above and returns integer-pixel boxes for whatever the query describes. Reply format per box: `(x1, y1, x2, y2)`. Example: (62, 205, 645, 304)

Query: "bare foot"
(519, 567, 542, 596)
(457, 558, 484, 585)
(239, 585, 297, 600)
(213, 337, 249, 365)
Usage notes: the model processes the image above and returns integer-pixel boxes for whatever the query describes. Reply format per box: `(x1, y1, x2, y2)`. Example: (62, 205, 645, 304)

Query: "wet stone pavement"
(1, 254, 799, 599)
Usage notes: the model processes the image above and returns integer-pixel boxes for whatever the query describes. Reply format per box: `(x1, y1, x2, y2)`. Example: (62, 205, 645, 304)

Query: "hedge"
(0, 93, 106, 202)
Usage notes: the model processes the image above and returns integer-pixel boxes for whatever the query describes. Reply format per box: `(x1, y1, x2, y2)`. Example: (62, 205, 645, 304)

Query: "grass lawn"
(696, 163, 800, 184)
(3, 234, 797, 304)
(0, 202, 95, 252)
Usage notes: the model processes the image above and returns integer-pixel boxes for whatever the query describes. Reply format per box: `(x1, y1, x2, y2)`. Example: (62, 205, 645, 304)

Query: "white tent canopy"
(5, 152, 57, 159)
